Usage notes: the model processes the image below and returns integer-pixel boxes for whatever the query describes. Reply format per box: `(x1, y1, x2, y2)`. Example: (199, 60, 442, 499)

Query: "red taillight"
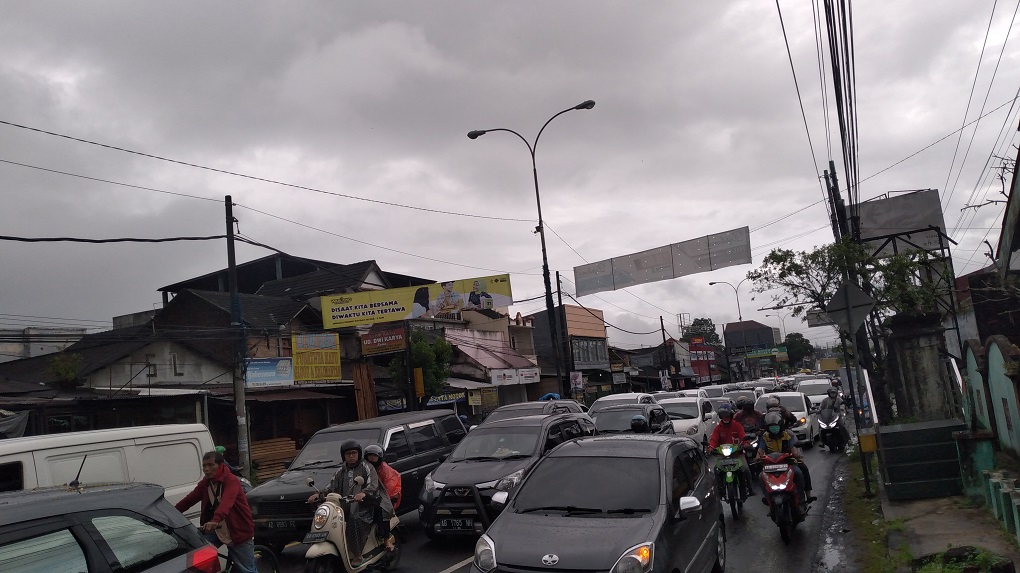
(186, 544, 221, 573)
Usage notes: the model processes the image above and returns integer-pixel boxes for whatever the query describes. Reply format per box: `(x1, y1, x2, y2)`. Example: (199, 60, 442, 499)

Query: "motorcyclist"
(733, 396, 765, 433)
(630, 414, 650, 433)
(819, 387, 844, 412)
(214, 445, 252, 493)
(764, 395, 799, 431)
(708, 404, 753, 499)
(364, 444, 399, 552)
(757, 411, 816, 503)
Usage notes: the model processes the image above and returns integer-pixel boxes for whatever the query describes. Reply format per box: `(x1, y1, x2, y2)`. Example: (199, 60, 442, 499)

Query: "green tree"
(783, 332, 813, 368)
(685, 317, 721, 345)
(388, 330, 453, 408)
(48, 352, 84, 390)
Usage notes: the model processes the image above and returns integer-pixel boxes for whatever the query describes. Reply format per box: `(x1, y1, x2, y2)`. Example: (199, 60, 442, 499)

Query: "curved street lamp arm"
(534, 105, 581, 156)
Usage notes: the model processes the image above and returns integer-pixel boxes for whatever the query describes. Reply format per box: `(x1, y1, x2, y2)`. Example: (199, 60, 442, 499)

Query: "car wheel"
(712, 520, 726, 573)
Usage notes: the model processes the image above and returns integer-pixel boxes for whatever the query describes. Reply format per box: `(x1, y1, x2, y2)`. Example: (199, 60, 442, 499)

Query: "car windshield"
(702, 387, 725, 398)
(724, 390, 755, 402)
(290, 429, 382, 468)
(797, 381, 832, 396)
(448, 426, 541, 461)
(756, 395, 808, 413)
(514, 456, 660, 513)
(590, 397, 636, 413)
(661, 402, 699, 420)
(593, 409, 648, 432)
(483, 406, 545, 424)
(708, 397, 733, 411)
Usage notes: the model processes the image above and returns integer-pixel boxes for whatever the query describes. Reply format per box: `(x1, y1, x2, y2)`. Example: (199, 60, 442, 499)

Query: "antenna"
(68, 455, 87, 490)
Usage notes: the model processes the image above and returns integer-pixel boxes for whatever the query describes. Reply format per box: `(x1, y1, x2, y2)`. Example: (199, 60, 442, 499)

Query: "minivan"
(0, 424, 215, 522)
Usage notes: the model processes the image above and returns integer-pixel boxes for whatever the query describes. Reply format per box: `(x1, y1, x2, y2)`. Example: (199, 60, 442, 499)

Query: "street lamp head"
(467, 130, 487, 140)
(709, 282, 719, 286)
(574, 100, 596, 110)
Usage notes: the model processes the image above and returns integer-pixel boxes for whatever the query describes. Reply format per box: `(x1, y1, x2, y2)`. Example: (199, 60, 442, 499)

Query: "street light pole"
(766, 312, 789, 340)
(710, 278, 749, 380)
(469, 100, 595, 398)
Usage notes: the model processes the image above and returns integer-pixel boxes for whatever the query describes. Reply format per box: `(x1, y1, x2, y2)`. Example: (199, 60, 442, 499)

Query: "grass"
(843, 448, 910, 573)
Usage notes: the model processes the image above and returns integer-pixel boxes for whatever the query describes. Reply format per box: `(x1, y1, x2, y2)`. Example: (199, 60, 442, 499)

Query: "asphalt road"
(274, 439, 852, 573)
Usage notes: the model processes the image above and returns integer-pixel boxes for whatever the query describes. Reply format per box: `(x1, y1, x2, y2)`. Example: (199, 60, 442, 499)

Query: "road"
(274, 441, 851, 573)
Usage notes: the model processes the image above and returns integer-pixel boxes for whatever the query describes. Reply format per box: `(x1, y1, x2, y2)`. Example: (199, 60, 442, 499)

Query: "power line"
(0, 234, 226, 244)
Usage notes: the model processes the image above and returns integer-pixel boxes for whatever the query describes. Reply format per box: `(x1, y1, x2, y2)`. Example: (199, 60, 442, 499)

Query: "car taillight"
(187, 544, 221, 573)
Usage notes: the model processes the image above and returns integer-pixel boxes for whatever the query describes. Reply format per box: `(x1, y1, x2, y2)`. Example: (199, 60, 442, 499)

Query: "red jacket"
(175, 462, 253, 544)
(708, 420, 746, 451)
(377, 462, 402, 509)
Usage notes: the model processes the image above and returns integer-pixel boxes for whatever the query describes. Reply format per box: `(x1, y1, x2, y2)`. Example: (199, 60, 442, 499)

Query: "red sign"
(690, 336, 705, 344)
(361, 327, 405, 356)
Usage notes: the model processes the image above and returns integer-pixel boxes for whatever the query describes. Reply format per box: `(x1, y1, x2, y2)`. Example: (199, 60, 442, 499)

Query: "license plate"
(303, 531, 329, 543)
(764, 464, 789, 473)
(440, 518, 474, 530)
(269, 520, 295, 529)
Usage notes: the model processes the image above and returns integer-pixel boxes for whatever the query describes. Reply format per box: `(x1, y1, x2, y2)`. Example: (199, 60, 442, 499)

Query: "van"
(0, 423, 214, 521)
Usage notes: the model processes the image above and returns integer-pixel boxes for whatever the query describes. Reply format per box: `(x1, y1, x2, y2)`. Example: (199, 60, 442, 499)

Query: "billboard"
(292, 333, 341, 382)
(245, 357, 294, 388)
(858, 189, 947, 257)
(321, 274, 513, 329)
(361, 326, 406, 356)
(573, 227, 751, 297)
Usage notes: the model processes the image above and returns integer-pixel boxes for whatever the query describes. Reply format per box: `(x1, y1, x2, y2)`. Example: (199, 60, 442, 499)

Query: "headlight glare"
(721, 445, 733, 456)
(495, 469, 524, 492)
(611, 543, 653, 573)
(474, 534, 497, 572)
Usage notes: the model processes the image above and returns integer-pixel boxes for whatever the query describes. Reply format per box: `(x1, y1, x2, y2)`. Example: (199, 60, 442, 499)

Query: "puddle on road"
(817, 535, 846, 571)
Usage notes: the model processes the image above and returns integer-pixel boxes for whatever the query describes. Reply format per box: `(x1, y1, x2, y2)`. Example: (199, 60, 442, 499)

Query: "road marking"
(436, 556, 473, 573)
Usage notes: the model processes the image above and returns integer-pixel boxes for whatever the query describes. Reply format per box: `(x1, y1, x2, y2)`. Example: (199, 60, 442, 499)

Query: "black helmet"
(826, 388, 839, 398)
(364, 444, 384, 465)
(340, 440, 362, 461)
(736, 396, 754, 410)
(717, 403, 734, 421)
(630, 414, 649, 433)
(764, 411, 784, 436)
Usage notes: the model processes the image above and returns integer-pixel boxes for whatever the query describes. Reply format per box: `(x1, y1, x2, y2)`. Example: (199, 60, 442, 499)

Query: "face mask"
(768, 425, 782, 434)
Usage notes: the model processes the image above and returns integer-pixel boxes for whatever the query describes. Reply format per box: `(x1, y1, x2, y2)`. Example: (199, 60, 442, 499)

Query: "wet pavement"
(810, 453, 859, 572)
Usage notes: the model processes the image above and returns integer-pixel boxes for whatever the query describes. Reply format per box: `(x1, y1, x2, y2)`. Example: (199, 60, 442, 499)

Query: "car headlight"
(611, 542, 653, 573)
(312, 505, 330, 529)
(799, 417, 807, 425)
(685, 425, 698, 435)
(494, 469, 524, 492)
(474, 534, 497, 573)
(425, 473, 446, 493)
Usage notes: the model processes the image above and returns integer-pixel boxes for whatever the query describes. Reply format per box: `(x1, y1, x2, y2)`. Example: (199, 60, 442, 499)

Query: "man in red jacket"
(707, 404, 754, 500)
(176, 451, 255, 572)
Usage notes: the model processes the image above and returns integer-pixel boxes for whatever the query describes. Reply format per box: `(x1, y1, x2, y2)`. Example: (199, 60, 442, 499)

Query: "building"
(0, 327, 88, 364)
(722, 320, 778, 380)
(526, 304, 611, 401)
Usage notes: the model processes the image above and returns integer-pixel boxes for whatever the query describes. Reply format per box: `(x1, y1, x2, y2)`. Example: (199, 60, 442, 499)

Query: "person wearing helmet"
(733, 396, 765, 433)
(306, 440, 387, 565)
(758, 412, 816, 503)
(820, 387, 844, 412)
(764, 395, 798, 431)
(364, 444, 399, 552)
(630, 414, 650, 433)
(708, 403, 753, 500)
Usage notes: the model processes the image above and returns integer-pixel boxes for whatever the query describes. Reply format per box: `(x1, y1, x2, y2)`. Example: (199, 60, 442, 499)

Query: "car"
(247, 409, 466, 551)
(656, 397, 718, 449)
(698, 384, 729, 398)
(470, 434, 725, 573)
(744, 379, 779, 392)
(591, 403, 674, 435)
(795, 378, 835, 408)
(706, 396, 736, 413)
(0, 482, 216, 573)
(723, 388, 760, 404)
(755, 391, 819, 446)
(587, 392, 657, 415)
(478, 400, 585, 426)
(418, 413, 596, 539)
(674, 389, 709, 398)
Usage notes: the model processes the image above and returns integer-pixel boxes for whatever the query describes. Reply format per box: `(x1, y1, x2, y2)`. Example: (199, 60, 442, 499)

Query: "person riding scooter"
(733, 396, 765, 433)
(819, 387, 844, 412)
(364, 444, 399, 552)
(757, 411, 816, 503)
(708, 404, 754, 500)
(764, 396, 798, 431)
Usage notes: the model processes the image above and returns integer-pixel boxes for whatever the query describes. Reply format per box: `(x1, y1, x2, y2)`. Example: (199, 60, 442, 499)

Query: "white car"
(656, 397, 718, 450)
(588, 392, 657, 416)
(795, 379, 834, 408)
(699, 384, 729, 398)
(674, 389, 709, 398)
(755, 391, 819, 447)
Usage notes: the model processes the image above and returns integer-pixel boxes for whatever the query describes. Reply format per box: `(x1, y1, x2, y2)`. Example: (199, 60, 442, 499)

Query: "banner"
(245, 357, 294, 388)
(321, 274, 513, 329)
(490, 367, 541, 386)
(361, 326, 405, 356)
(292, 333, 341, 382)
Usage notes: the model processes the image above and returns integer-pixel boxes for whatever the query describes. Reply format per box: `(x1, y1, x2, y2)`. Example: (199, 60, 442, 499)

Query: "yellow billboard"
(292, 333, 341, 382)
(321, 274, 513, 329)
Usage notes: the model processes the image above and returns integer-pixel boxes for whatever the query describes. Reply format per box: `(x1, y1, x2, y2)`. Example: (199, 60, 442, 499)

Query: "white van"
(0, 424, 214, 520)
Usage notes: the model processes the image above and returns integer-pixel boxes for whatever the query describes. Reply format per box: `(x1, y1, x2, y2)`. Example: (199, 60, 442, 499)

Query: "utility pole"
(555, 272, 569, 398)
(660, 316, 669, 390)
(403, 320, 415, 412)
(225, 196, 251, 480)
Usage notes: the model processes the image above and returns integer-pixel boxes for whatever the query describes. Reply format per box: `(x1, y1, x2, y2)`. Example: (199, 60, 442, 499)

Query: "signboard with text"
(361, 327, 406, 356)
(292, 333, 342, 382)
(245, 357, 294, 388)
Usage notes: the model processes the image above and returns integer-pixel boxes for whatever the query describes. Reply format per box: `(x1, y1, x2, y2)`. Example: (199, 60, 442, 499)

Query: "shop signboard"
(490, 367, 541, 386)
(612, 372, 627, 385)
(245, 357, 294, 388)
(292, 333, 341, 382)
(361, 327, 405, 356)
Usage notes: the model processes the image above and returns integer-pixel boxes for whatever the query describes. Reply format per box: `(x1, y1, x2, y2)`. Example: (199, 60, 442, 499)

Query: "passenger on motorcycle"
(819, 387, 844, 412)
(764, 396, 798, 431)
(708, 404, 754, 500)
(757, 412, 817, 503)
(364, 444, 399, 552)
(733, 396, 765, 433)
(630, 414, 650, 433)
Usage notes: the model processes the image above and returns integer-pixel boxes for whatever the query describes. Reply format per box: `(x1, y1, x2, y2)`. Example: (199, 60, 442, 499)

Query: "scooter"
(817, 408, 848, 453)
(303, 477, 401, 573)
(758, 451, 809, 544)
(712, 436, 756, 519)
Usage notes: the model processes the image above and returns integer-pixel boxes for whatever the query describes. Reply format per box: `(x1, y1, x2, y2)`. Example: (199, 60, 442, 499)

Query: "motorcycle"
(817, 407, 848, 453)
(712, 438, 755, 519)
(303, 477, 401, 573)
(758, 451, 809, 544)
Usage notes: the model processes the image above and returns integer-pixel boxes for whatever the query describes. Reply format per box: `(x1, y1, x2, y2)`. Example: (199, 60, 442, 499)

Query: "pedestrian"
(175, 450, 255, 573)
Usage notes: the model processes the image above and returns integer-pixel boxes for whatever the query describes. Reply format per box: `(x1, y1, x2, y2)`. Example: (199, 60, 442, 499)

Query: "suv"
(0, 482, 216, 573)
(247, 409, 466, 551)
(478, 400, 585, 426)
(471, 435, 724, 573)
(419, 412, 595, 539)
(591, 403, 674, 435)
(588, 392, 657, 415)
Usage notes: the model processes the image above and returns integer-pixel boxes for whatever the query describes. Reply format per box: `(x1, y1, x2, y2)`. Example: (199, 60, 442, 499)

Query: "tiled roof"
(185, 290, 313, 330)
(255, 260, 379, 299)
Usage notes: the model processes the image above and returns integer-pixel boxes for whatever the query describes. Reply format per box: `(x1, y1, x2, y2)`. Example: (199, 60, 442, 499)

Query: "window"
(514, 457, 659, 512)
(438, 415, 466, 445)
(0, 528, 88, 573)
(0, 462, 23, 492)
(672, 455, 691, 499)
(406, 421, 444, 452)
(680, 448, 706, 486)
(145, 353, 157, 378)
(385, 429, 412, 460)
(90, 515, 182, 570)
(561, 421, 583, 441)
(651, 409, 668, 427)
(171, 353, 184, 376)
(136, 443, 202, 489)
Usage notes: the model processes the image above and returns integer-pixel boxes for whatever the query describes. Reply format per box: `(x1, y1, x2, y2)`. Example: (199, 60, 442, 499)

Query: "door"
(677, 446, 718, 572)
(665, 447, 706, 572)
(405, 420, 448, 499)
(384, 426, 415, 507)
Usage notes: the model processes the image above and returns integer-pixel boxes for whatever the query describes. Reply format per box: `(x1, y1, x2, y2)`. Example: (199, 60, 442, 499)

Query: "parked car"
(0, 424, 214, 523)
(588, 392, 657, 415)
(418, 413, 595, 539)
(471, 435, 725, 573)
(247, 409, 466, 551)
(656, 397, 718, 449)
(591, 403, 674, 435)
(478, 400, 585, 426)
(755, 391, 819, 446)
(795, 378, 835, 408)
(0, 482, 216, 573)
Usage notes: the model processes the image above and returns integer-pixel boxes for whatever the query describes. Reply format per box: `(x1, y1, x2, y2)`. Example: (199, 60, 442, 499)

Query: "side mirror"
(676, 496, 702, 520)
(491, 490, 509, 509)
(305, 477, 315, 487)
(469, 425, 478, 431)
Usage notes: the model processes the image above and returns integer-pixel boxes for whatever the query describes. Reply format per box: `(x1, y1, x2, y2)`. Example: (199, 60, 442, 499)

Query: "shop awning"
(445, 378, 494, 390)
(244, 389, 344, 402)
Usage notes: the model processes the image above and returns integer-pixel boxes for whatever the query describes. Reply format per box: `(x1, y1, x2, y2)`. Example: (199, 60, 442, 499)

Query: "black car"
(471, 435, 725, 573)
(0, 482, 216, 573)
(247, 409, 466, 551)
(591, 403, 675, 435)
(479, 400, 585, 426)
(419, 412, 595, 539)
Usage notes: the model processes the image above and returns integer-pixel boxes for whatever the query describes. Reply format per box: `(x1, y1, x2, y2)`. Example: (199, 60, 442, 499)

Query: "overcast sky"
(1, 1, 1017, 352)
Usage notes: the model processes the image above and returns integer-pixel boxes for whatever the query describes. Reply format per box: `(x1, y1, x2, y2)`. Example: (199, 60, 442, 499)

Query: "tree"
(685, 317, 721, 345)
(48, 352, 84, 390)
(784, 333, 813, 368)
(388, 330, 453, 408)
